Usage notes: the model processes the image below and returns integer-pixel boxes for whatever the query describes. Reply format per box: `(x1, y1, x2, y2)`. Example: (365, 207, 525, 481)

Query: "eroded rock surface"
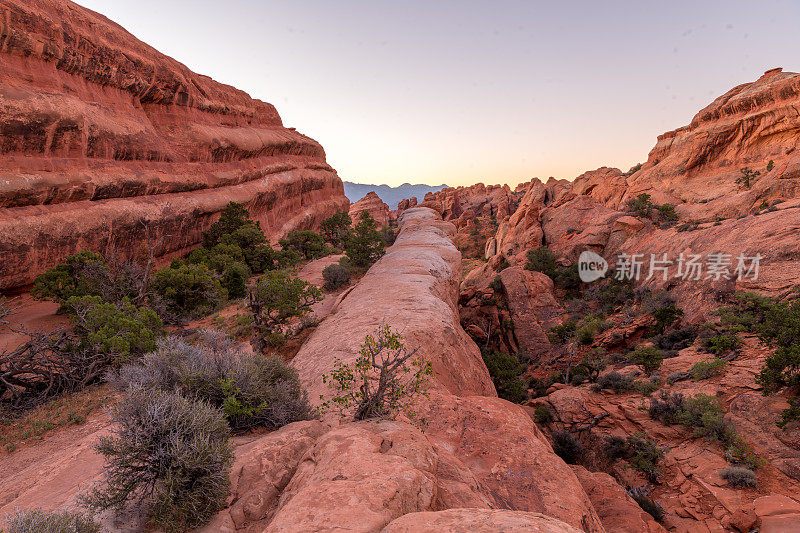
(0, 0, 348, 289)
(349, 191, 391, 227)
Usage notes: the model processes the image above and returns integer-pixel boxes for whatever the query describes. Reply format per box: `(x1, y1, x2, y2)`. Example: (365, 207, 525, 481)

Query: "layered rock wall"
(0, 0, 348, 289)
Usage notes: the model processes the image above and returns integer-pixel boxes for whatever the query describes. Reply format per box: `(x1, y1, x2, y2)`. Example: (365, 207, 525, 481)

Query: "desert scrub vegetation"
(604, 433, 664, 482)
(321, 325, 433, 423)
(628, 346, 664, 372)
(113, 331, 315, 431)
(343, 211, 386, 269)
(524, 247, 581, 297)
(720, 465, 757, 488)
(690, 357, 727, 380)
(247, 270, 323, 352)
(0, 292, 162, 413)
(279, 229, 331, 260)
(533, 404, 553, 424)
(594, 371, 634, 393)
(551, 430, 584, 464)
(322, 263, 351, 291)
(482, 350, 527, 403)
(4, 508, 102, 533)
(649, 391, 761, 469)
(151, 261, 228, 318)
(715, 291, 800, 426)
(625, 193, 678, 224)
(320, 211, 352, 247)
(83, 390, 233, 532)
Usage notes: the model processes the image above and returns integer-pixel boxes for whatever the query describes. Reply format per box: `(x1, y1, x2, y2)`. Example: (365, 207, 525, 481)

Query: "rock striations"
(0, 0, 348, 289)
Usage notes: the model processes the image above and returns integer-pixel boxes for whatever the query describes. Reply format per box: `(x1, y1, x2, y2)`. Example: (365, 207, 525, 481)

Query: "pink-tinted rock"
(499, 267, 565, 358)
(571, 465, 667, 533)
(266, 421, 438, 532)
(381, 508, 583, 532)
(349, 191, 391, 227)
(0, 0, 348, 290)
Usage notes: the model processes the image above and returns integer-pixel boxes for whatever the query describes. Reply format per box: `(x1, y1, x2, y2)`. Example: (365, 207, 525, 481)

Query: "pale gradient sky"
(77, 0, 799, 187)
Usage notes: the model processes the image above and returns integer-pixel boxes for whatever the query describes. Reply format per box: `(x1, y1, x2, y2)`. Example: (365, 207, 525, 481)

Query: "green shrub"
(524, 247, 581, 296)
(151, 261, 227, 318)
(482, 350, 527, 403)
(525, 247, 558, 277)
(4, 508, 101, 533)
(656, 203, 678, 222)
(703, 333, 742, 355)
(627, 193, 655, 218)
(32, 251, 110, 306)
(767, 160, 775, 172)
(66, 295, 162, 360)
(720, 466, 757, 488)
(220, 261, 250, 299)
(551, 431, 583, 464)
(528, 375, 558, 398)
(549, 319, 577, 345)
(651, 303, 684, 335)
(779, 396, 800, 428)
(534, 404, 553, 424)
(380, 225, 398, 246)
(203, 201, 253, 247)
(321, 325, 433, 423)
(648, 391, 684, 425)
(630, 346, 664, 372)
(585, 276, 635, 314)
(652, 325, 697, 354)
(677, 394, 732, 441)
(594, 371, 634, 393)
(320, 211, 353, 247)
(279, 230, 329, 260)
(691, 358, 727, 380)
(247, 271, 322, 352)
(736, 167, 760, 189)
(575, 316, 611, 345)
(344, 211, 385, 268)
(322, 263, 351, 291)
(606, 434, 663, 482)
(488, 275, 503, 293)
(724, 436, 764, 470)
(83, 390, 233, 532)
(719, 292, 800, 425)
(634, 379, 659, 396)
(116, 332, 315, 430)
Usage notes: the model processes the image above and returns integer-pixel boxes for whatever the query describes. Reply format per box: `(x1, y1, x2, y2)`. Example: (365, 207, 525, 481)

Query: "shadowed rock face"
(0, 0, 348, 289)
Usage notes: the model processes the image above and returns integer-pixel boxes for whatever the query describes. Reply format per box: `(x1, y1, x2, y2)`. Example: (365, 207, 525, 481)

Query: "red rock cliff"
(0, 0, 348, 289)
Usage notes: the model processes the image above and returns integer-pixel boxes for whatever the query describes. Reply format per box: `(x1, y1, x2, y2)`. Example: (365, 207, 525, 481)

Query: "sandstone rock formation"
(349, 191, 391, 227)
(0, 208, 611, 533)
(258, 207, 605, 531)
(403, 183, 524, 229)
(0, 0, 348, 290)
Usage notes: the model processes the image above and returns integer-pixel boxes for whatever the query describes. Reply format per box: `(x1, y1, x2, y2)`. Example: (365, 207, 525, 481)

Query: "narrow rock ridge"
(277, 207, 606, 532)
(0, 0, 349, 289)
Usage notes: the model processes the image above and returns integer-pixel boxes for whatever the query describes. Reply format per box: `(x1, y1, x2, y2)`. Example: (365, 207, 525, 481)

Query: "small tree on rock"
(322, 325, 433, 423)
(344, 211, 385, 269)
(737, 167, 760, 190)
(247, 271, 322, 352)
(320, 211, 352, 247)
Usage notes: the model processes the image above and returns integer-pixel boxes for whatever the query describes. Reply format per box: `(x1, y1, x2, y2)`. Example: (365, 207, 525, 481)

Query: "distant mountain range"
(343, 182, 449, 209)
